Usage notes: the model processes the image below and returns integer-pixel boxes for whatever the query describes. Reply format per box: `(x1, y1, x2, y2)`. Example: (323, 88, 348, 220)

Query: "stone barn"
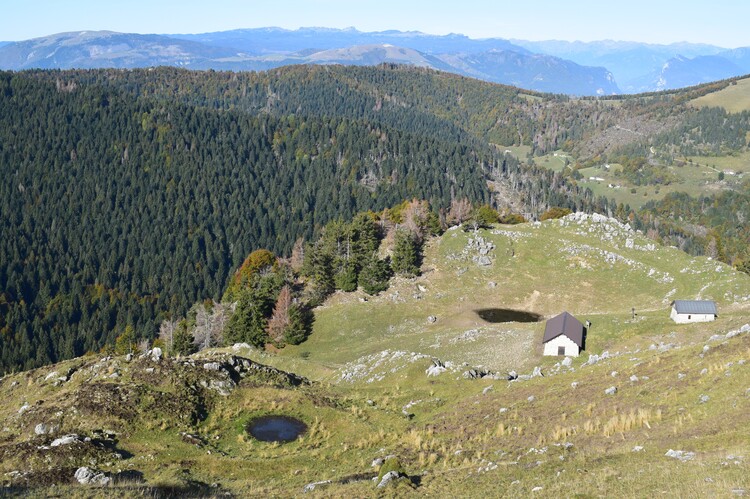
(670, 300, 717, 324)
(543, 312, 584, 357)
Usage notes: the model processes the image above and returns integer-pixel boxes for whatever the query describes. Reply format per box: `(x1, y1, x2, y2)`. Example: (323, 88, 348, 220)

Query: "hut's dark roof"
(671, 300, 718, 315)
(543, 312, 584, 348)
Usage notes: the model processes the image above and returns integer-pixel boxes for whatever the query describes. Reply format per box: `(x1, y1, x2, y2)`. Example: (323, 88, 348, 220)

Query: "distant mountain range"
(0, 28, 748, 95)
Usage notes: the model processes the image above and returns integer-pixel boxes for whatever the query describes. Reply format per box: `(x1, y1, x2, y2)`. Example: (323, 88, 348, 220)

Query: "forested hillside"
(1, 66, 748, 375)
(0, 68, 601, 374)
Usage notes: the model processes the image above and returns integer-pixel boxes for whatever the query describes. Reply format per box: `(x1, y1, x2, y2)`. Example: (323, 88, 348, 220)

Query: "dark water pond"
(247, 415, 307, 442)
(475, 308, 543, 323)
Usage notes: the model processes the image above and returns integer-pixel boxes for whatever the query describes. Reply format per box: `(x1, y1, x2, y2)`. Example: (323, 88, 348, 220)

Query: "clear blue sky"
(2, 0, 749, 47)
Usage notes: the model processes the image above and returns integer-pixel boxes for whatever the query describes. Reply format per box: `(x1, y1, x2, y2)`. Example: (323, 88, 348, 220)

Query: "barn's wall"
(543, 335, 580, 356)
(670, 308, 716, 324)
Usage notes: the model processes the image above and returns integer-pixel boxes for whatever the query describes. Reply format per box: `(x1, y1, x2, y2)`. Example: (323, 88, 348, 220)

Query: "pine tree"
(391, 229, 421, 277)
(283, 304, 309, 345)
(358, 254, 392, 295)
(172, 320, 196, 356)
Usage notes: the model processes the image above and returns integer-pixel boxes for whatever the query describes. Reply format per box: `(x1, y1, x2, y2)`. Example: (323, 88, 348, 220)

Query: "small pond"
(475, 308, 543, 323)
(246, 415, 307, 442)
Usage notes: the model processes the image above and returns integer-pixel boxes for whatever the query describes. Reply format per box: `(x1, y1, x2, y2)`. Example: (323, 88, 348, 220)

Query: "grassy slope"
(1, 215, 749, 497)
(690, 77, 750, 113)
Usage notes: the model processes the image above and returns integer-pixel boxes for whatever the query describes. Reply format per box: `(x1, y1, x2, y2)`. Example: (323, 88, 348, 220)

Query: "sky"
(2, 0, 750, 47)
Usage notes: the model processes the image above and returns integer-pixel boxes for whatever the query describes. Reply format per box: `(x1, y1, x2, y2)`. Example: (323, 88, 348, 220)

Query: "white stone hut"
(670, 300, 717, 324)
(542, 312, 584, 357)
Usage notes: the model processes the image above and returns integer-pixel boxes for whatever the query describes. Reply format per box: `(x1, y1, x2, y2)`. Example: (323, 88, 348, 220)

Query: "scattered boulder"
(527, 395, 536, 403)
(463, 368, 493, 379)
(630, 375, 639, 382)
(604, 386, 617, 395)
(482, 385, 494, 395)
(304, 480, 332, 493)
(632, 446, 644, 452)
(571, 382, 579, 389)
(427, 315, 437, 324)
(51, 434, 79, 447)
(561, 357, 572, 367)
(150, 348, 163, 362)
(665, 449, 695, 462)
(426, 359, 446, 377)
(74, 466, 111, 486)
(584, 351, 611, 366)
(377, 471, 401, 488)
(476, 256, 492, 266)
(699, 394, 710, 404)
(34, 423, 53, 435)
(376, 456, 406, 488)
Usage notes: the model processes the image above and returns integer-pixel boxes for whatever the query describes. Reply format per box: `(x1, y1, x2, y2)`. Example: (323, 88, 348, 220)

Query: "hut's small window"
(558, 346, 565, 356)
(688, 315, 691, 319)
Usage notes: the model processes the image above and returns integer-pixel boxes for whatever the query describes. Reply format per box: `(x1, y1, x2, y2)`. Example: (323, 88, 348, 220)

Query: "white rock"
(632, 446, 644, 452)
(34, 423, 51, 435)
(666, 449, 695, 462)
(150, 347, 163, 361)
(604, 386, 617, 395)
(630, 375, 639, 382)
(74, 466, 111, 486)
(531, 486, 544, 492)
(303, 480, 331, 492)
(377, 470, 401, 488)
(561, 357, 572, 367)
(51, 434, 79, 447)
(18, 403, 30, 415)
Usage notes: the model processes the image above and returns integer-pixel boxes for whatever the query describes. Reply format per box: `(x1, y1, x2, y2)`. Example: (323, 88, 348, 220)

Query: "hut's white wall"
(543, 335, 580, 356)
(670, 308, 715, 324)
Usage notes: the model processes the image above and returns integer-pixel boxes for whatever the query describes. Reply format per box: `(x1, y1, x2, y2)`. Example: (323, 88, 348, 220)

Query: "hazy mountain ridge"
(514, 38, 750, 92)
(0, 29, 618, 95)
(3, 28, 750, 94)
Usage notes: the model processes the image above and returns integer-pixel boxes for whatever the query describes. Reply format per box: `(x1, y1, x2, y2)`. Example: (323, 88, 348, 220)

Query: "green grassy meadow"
(690, 77, 750, 113)
(2, 216, 750, 497)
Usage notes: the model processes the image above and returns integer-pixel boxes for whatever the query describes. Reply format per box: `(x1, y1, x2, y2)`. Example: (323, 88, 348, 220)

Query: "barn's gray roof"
(671, 300, 718, 315)
(543, 311, 584, 348)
